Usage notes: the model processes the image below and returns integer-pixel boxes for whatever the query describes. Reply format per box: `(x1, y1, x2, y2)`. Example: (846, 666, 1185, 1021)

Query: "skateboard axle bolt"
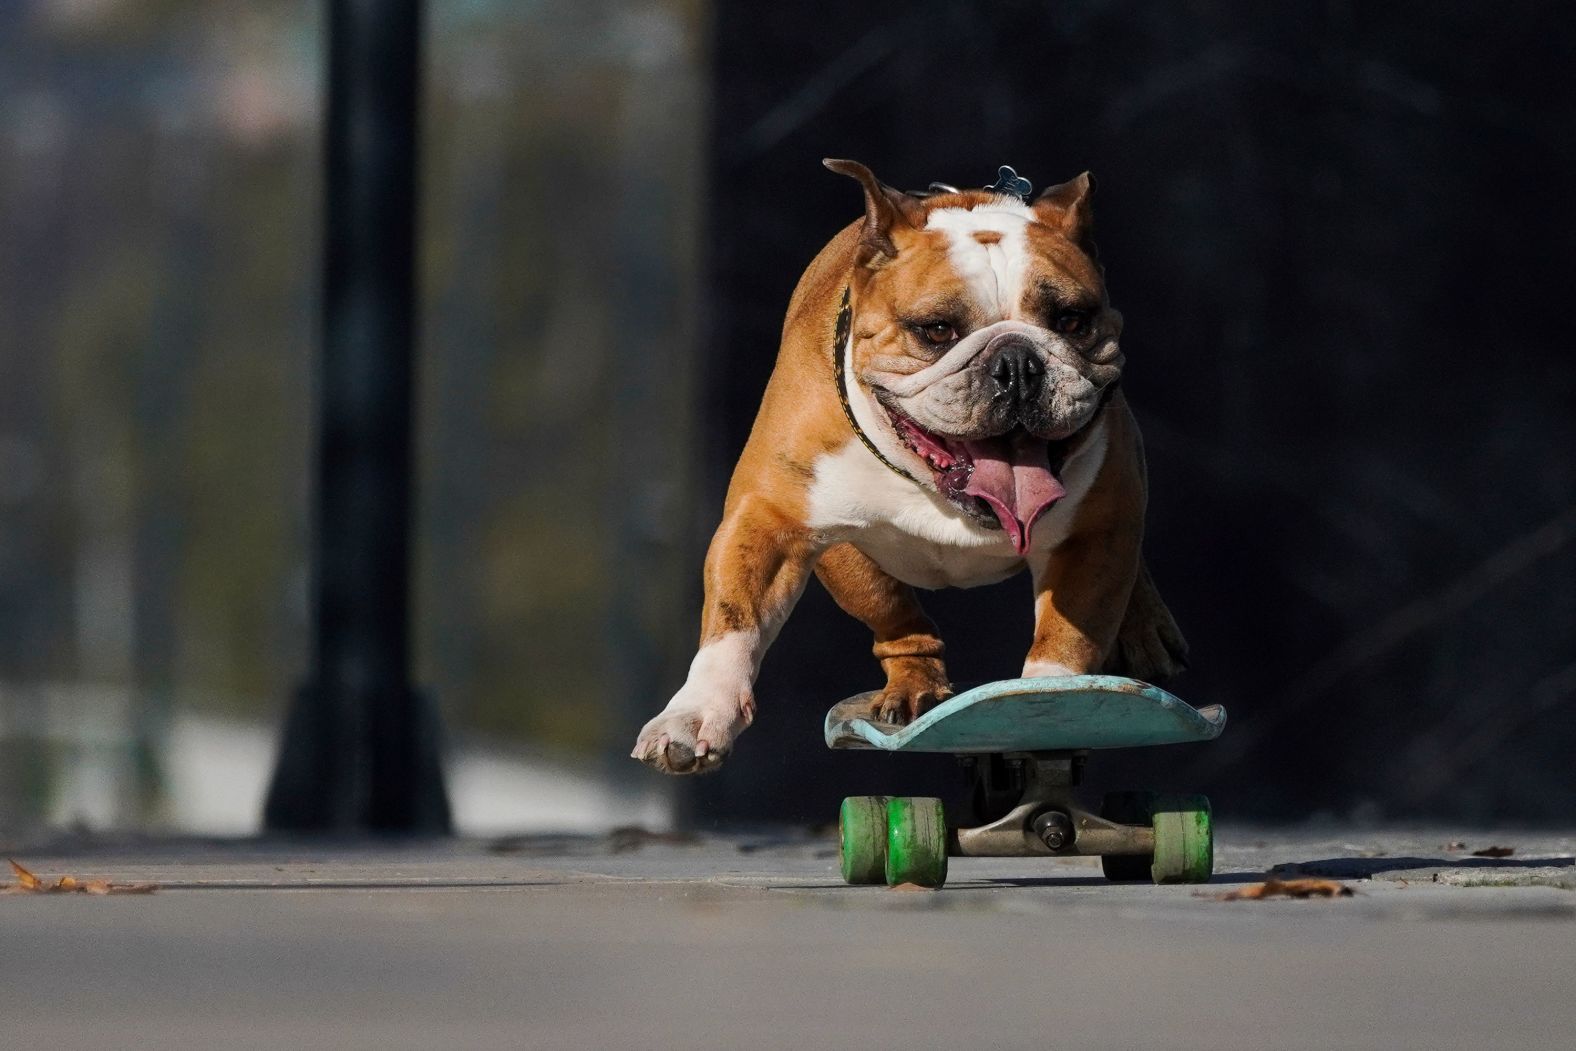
(1032, 810, 1074, 851)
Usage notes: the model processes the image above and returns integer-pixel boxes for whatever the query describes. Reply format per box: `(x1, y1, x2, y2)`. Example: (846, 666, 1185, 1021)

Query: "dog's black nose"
(989, 344, 1045, 403)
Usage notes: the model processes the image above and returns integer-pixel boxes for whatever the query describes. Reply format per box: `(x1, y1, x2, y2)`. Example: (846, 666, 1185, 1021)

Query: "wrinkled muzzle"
(863, 319, 1123, 553)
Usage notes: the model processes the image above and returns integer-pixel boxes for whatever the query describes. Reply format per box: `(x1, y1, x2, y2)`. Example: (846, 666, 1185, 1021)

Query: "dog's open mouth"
(884, 407, 1068, 555)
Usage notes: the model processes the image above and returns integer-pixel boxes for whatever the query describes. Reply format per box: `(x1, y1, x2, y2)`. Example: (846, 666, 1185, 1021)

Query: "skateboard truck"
(952, 752, 1154, 858)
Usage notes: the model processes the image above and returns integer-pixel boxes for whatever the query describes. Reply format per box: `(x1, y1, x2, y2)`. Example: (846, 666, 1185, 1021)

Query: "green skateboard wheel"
(1150, 793, 1213, 884)
(885, 796, 948, 888)
(1099, 791, 1159, 882)
(839, 796, 889, 884)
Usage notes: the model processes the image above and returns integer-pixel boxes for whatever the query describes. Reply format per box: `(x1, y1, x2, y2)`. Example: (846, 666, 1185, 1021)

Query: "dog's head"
(827, 159, 1125, 553)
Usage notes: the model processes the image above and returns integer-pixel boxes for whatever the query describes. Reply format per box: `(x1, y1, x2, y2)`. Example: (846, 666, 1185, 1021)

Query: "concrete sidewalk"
(2, 827, 1573, 1049)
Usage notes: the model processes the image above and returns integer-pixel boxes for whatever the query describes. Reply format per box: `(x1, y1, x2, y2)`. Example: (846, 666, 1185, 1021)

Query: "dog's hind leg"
(815, 542, 951, 725)
(1108, 558, 1189, 683)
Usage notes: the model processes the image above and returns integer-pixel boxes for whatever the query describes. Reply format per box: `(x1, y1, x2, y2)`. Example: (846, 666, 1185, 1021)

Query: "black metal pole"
(264, 0, 450, 833)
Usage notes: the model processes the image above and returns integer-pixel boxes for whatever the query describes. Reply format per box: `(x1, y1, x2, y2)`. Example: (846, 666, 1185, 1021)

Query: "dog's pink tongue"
(962, 433, 1067, 555)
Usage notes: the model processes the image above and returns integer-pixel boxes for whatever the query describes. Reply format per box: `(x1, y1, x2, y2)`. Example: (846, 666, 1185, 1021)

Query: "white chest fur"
(804, 412, 1110, 590)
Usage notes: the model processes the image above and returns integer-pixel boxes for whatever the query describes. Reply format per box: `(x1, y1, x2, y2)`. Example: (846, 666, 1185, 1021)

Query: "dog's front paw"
(867, 657, 952, 725)
(630, 692, 755, 775)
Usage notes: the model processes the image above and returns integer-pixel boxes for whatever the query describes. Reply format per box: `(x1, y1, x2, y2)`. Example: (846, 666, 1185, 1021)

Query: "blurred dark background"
(692, 0, 1576, 826)
(0, 0, 702, 832)
(0, 0, 1570, 834)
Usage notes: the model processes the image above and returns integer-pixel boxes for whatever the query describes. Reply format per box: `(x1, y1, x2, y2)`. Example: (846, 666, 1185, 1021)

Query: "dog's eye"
(917, 322, 957, 346)
(1052, 311, 1090, 335)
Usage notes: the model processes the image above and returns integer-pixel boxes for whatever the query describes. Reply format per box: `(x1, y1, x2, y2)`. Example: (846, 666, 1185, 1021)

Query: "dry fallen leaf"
(3, 859, 156, 896)
(1471, 845, 1514, 858)
(9, 858, 41, 891)
(1215, 877, 1354, 901)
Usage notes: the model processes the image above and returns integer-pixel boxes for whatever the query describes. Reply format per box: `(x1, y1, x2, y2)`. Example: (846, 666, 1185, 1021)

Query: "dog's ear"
(1033, 172, 1098, 258)
(823, 159, 924, 268)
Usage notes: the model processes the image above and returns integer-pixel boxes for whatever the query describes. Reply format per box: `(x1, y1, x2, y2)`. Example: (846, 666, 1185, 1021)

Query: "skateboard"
(826, 675, 1226, 888)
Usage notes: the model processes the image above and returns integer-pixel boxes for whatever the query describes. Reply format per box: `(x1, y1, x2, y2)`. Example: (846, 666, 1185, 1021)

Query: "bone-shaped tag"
(986, 165, 1033, 200)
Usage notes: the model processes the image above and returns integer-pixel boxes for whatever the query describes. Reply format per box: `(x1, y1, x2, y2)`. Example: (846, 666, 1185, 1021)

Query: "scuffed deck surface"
(826, 675, 1226, 752)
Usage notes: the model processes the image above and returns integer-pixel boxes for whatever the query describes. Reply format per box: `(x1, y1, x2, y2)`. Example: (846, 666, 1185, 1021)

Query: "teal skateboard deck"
(825, 674, 1226, 753)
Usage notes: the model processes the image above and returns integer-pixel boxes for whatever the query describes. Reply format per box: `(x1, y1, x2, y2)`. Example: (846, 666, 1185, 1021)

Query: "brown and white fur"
(632, 160, 1186, 775)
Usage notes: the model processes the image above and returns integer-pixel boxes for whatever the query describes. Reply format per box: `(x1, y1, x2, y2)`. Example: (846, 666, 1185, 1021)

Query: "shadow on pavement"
(1272, 855, 1575, 878)
(954, 872, 1271, 889)
(763, 871, 1270, 891)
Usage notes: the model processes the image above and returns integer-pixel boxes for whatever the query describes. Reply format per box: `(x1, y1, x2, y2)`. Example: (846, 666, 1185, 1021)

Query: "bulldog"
(632, 161, 1187, 775)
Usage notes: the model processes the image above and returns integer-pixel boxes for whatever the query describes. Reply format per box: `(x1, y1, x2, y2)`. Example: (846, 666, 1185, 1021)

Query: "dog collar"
(833, 285, 922, 485)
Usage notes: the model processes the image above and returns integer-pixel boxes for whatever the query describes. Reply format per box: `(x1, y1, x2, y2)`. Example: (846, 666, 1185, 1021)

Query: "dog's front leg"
(1023, 524, 1143, 678)
(631, 497, 820, 775)
(815, 542, 950, 725)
